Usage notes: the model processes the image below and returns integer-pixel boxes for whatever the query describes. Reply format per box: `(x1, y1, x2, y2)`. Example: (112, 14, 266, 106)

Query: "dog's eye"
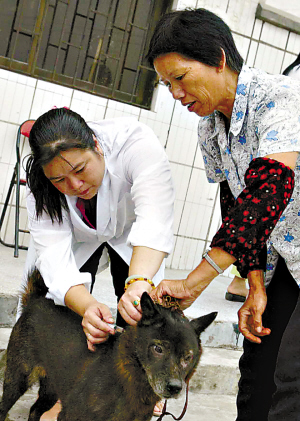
(181, 351, 194, 368)
(154, 345, 163, 354)
(184, 354, 193, 362)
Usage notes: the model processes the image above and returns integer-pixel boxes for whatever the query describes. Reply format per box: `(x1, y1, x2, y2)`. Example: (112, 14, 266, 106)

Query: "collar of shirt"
(230, 64, 252, 137)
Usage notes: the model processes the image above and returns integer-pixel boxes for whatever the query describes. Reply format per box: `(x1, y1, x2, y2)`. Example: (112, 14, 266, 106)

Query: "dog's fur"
(0, 269, 217, 421)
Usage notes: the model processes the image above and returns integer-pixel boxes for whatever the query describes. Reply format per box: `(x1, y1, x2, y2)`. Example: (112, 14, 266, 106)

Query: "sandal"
(40, 401, 62, 420)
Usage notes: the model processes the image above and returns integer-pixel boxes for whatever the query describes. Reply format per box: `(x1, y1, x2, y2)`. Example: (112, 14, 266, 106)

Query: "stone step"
(0, 294, 244, 350)
(0, 327, 242, 397)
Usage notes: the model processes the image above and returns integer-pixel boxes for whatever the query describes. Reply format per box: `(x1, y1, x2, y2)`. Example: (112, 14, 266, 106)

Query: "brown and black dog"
(0, 269, 217, 421)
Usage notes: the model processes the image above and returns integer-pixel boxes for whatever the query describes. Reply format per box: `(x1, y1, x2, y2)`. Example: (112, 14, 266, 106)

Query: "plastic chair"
(0, 120, 35, 257)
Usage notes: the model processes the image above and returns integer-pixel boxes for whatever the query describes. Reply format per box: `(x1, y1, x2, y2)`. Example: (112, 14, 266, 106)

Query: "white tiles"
(178, 201, 214, 239)
(252, 18, 263, 40)
(0, 122, 18, 164)
(260, 22, 289, 50)
(287, 32, 300, 55)
(176, 0, 198, 9)
(194, 143, 205, 170)
(170, 236, 206, 270)
(245, 40, 259, 67)
(178, 169, 218, 239)
(227, 0, 258, 37)
(233, 34, 251, 62)
(70, 90, 107, 121)
(185, 168, 214, 203)
(0, 163, 13, 203)
(254, 43, 285, 74)
(196, 0, 229, 15)
(142, 85, 175, 123)
(281, 52, 298, 73)
(1, 0, 300, 267)
(166, 125, 198, 166)
(105, 99, 141, 120)
(207, 189, 222, 242)
(170, 162, 192, 201)
(140, 86, 176, 145)
(0, 79, 35, 124)
(30, 80, 73, 119)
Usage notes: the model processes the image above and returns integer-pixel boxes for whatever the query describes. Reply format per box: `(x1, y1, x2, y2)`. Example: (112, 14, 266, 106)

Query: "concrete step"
(0, 384, 237, 421)
(0, 294, 244, 351)
(0, 294, 18, 327)
(0, 326, 242, 397)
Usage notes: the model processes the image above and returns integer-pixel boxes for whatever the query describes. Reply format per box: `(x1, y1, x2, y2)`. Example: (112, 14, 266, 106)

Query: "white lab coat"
(22, 117, 174, 307)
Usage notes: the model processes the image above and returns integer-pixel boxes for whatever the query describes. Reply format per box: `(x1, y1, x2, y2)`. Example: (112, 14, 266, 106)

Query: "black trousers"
(236, 256, 300, 420)
(79, 242, 129, 328)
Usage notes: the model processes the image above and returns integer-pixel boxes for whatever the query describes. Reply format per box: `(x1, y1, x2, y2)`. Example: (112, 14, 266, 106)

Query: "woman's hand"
(238, 270, 271, 343)
(150, 278, 196, 310)
(82, 301, 115, 352)
(65, 284, 115, 352)
(118, 281, 153, 325)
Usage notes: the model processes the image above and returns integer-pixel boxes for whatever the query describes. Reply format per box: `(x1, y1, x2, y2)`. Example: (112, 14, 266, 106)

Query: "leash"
(157, 380, 189, 421)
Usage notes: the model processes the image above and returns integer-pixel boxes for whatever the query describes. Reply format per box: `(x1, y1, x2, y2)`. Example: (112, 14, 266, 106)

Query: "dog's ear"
(190, 312, 218, 337)
(140, 292, 160, 325)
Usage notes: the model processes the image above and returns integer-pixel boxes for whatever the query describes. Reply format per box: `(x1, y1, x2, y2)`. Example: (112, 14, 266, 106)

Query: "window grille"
(0, 0, 171, 109)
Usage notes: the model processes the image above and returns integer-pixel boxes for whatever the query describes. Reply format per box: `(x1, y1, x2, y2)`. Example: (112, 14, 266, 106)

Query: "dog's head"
(135, 292, 217, 400)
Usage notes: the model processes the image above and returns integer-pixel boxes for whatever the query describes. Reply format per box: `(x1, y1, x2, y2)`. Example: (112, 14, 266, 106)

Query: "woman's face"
(154, 52, 229, 118)
(43, 141, 105, 200)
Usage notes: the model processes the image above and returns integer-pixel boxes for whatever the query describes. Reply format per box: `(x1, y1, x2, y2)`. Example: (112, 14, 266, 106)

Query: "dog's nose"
(166, 379, 182, 395)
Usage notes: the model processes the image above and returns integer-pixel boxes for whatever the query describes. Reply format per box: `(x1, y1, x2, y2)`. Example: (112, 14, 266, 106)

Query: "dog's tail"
(21, 268, 49, 310)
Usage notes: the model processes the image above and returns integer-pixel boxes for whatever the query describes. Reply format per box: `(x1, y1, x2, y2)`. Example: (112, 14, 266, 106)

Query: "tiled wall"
(1, 0, 300, 274)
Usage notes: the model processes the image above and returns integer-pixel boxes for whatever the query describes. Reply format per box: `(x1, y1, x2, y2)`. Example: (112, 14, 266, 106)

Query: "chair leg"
(14, 180, 29, 257)
(14, 167, 21, 258)
(0, 168, 16, 248)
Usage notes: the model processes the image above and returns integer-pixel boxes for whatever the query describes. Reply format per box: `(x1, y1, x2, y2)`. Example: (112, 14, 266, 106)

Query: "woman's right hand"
(82, 301, 115, 351)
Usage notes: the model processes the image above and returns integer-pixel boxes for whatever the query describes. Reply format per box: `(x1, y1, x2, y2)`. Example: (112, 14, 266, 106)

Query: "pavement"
(0, 243, 245, 420)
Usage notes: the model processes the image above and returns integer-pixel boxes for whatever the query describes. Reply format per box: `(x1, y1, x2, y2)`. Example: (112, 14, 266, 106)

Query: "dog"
(0, 269, 217, 421)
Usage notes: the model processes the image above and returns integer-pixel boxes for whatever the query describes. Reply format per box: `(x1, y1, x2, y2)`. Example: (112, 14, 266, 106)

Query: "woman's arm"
(115, 121, 175, 325)
(266, 151, 298, 169)
(152, 154, 296, 342)
(151, 247, 236, 309)
(129, 245, 166, 278)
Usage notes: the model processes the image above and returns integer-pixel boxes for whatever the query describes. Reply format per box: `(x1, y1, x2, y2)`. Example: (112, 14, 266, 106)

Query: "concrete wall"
(0, 0, 300, 273)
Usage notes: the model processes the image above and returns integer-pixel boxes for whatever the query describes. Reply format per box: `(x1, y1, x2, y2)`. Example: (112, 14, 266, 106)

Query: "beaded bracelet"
(124, 275, 155, 291)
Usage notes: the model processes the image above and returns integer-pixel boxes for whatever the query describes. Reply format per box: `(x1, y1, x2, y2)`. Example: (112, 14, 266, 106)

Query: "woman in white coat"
(24, 107, 174, 357)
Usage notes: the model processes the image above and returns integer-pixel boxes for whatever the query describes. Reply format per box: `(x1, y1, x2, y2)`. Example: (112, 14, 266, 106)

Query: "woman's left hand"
(118, 281, 152, 325)
(238, 270, 271, 343)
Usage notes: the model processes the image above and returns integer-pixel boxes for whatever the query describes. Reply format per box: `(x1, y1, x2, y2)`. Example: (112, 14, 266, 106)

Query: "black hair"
(147, 8, 243, 73)
(26, 107, 96, 223)
(282, 53, 300, 76)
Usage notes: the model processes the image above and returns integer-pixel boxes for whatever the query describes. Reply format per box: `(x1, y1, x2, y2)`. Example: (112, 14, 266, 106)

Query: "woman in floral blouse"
(148, 8, 300, 421)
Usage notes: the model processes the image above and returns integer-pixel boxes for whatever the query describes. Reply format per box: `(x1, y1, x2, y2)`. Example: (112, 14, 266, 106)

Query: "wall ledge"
(256, 3, 300, 35)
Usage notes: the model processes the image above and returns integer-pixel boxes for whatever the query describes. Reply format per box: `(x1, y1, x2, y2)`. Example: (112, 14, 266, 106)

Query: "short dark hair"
(26, 107, 95, 223)
(282, 53, 300, 76)
(147, 8, 243, 73)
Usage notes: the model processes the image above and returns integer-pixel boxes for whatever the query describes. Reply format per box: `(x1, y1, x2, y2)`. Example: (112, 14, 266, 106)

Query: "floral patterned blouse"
(198, 64, 300, 286)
